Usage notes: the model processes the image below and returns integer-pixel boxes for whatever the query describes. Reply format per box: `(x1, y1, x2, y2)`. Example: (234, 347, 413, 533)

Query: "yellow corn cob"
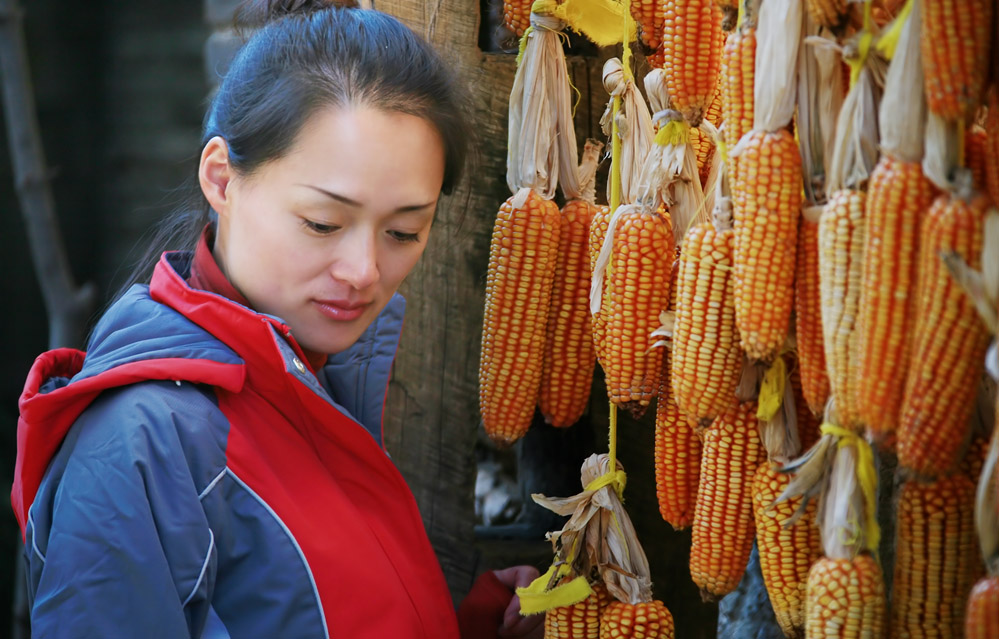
(795, 213, 830, 418)
(590, 205, 613, 367)
(732, 129, 802, 363)
(892, 475, 981, 637)
(721, 28, 756, 152)
(705, 87, 723, 128)
(480, 191, 562, 445)
(855, 155, 936, 446)
(598, 601, 674, 639)
(601, 211, 675, 417)
(662, 0, 725, 125)
(631, 0, 663, 56)
(819, 190, 867, 431)
(715, 0, 738, 31)
(690, 126, 716, 191)
(789, 357, 822, 451)
(966, 577, 999, 639)
(986, 92, 999, 205)
(965, 124, 988, 196)
(671, 221, 741, 423)
(921, 0, 994, 121)
(503, 0, 532, 38)
(805, 555, 886, 639)
(655, 355, 702, 530)
(898, 192, 989, 478)
(805, 0, 848, 29)
(545, 581, 611, 639)
(690, 401, 765, 600)
(541, 200, 598, 427)
(753, 463, 823, 639)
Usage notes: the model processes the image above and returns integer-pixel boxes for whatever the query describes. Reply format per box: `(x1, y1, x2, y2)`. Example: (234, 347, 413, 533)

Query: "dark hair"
(118, 2, 470, 296)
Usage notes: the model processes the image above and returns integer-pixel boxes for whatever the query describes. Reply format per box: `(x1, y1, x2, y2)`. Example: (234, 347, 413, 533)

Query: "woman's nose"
(330, 231, 380, 290)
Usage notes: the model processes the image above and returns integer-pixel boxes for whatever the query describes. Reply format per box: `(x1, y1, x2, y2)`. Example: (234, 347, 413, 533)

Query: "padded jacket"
(11, 251, 460, 639)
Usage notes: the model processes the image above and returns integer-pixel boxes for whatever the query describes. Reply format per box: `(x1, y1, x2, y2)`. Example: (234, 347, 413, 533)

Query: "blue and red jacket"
(12, 251, 460, 638)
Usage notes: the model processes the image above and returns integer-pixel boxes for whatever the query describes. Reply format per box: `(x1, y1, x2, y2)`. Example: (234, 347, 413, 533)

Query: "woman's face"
(207, 106, 445, 355)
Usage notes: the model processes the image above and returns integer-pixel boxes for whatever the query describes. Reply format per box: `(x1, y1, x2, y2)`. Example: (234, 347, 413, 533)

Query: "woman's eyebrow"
(298, 183, 435, 213)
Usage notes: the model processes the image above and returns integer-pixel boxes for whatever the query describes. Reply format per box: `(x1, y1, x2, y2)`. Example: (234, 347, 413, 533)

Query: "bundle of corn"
(730, 0, 804, 364)
(661, 0, 724, 127)
(779, 402, 887, 638)
(921, 0, 993, 123)
(480, 7, 577, 446)
(521, 454, 673, 639)
(590, 63, 675, 418)
(891, 473, 981, 636)
(541, 140, 604, 427)
(897, 179, 989, 478)
(689, 397, 766, 600)
(965, 422, 998, 639)
(815, 21, 887, 433)
(855, 0, 936, 446)
(654, 353, 702, 530)
(671, 172, 741, 424)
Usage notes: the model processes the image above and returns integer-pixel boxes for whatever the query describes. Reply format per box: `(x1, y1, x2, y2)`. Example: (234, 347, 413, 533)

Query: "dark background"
(1, 0, 209, 631)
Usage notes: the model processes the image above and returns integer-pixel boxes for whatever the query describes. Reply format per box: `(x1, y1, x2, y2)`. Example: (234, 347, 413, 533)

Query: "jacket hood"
(13, 251, 405, 535)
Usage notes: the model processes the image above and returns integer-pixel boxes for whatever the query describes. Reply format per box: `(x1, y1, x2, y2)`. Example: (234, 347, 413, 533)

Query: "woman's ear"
(199, 136, 233, 216)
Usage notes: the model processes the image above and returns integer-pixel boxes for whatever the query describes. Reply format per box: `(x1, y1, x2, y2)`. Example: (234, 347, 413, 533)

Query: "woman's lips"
(313, 299, 370, 321)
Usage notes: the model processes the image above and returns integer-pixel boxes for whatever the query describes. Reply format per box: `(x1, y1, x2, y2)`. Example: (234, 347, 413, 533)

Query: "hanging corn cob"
(503, 0, 533, 37)
(795, 210, 829, 418)
(779, 402, 887, 638)
(814, 21, 885, 433)
(715, 0, 738, 31)
(630, 0, 663, 62)
(689, 398, 765, 600)
(660, 0, 724, 127)
(855, 0, 936, 445)
(965, 420, 999, 639)
(751, 352, 822, 639)
(966, 124, 988, 196)
(480, 6, 577, 446)
(729, 0, 804, 364)
(654, 354, 702, 530)
(671, 175, 741, 424)
(720, 24, 756, 151)
(541, 141, 604, 427)
(599, 601, 674, 638)
(897, 183, 990, 479)
(921, 0, 993, 122)
(590, 63, 678, 418)
(689, 89, 723, 190)
(891, 473, 982, 637)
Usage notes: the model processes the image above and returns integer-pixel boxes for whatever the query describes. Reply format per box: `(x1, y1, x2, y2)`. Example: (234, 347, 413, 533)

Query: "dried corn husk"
(600, 58, 654, 205)
(753, 0, 804, 132)
(878, 0, 925, 163)
(506, 10, 578, 197)
(531, 454, 654, 604)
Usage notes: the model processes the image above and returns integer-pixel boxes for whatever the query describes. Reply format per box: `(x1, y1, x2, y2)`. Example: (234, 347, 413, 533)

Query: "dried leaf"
(879, 0, 925, 162)
(754, 0, 804, 131)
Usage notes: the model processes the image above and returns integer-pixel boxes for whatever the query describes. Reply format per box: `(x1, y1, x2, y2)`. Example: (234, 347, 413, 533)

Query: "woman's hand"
(493, 566, 544, 639)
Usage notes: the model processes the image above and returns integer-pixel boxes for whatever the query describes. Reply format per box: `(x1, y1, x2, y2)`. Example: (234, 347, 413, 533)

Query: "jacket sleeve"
(24, 382, 222, 639)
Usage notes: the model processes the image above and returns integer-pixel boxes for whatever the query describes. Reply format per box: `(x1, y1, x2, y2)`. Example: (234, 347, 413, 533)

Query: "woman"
(12, 4, 541, 637)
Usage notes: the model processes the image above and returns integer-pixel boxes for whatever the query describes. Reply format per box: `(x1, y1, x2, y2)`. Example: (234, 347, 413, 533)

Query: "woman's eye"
(389, 230, 421, 244)
(303, 219, 340, 234)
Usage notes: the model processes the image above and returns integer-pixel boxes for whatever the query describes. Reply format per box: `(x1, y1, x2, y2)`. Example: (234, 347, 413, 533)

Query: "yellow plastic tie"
(584, 468, 628, 499)
(756, 357, 787, 421)
(820, 423, 882, 554)
(516, 565, 594, 615)
(718, 137, 728, 164)
(873, 0, 914, 61)
(736, 0, 746, 29)
(654, 119, 690, 147)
